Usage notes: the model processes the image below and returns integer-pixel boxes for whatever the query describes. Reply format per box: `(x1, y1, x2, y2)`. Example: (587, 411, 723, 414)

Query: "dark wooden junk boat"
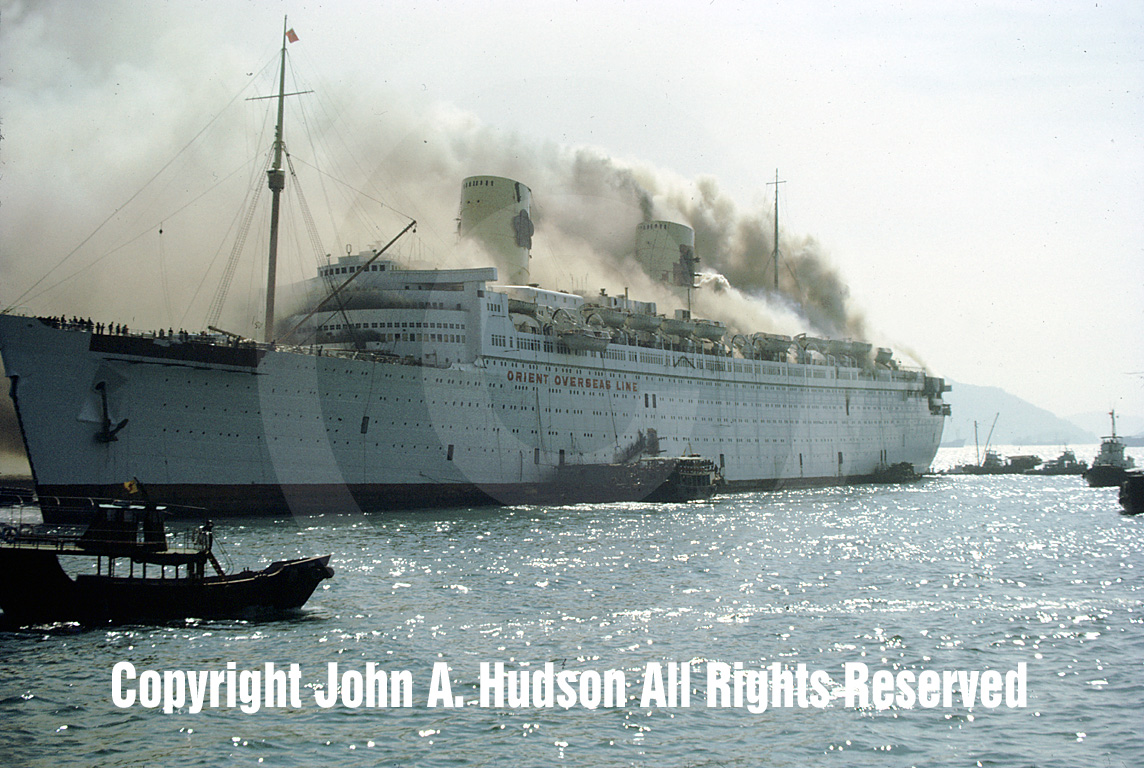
(0, 499, 333, 626)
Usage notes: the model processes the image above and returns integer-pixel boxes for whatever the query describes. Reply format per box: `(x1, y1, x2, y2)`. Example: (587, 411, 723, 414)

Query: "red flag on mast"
(286, 28, 299, 43)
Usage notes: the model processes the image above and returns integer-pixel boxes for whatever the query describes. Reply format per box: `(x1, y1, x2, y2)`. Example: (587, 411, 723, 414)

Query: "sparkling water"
(1, 457, 1140, 767)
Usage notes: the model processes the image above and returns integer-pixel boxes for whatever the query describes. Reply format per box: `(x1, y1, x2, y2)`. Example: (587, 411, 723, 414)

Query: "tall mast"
(767, 170, 785, 292)
(263, 18, 289, 342)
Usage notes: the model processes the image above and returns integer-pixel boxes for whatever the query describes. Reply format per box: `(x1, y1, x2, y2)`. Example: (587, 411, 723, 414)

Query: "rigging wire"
(2, 67, 277, 315)
(15, 151, 261, 310)
(188, 60, 286, 330)
(285, 153, 328, 269)
(205, 153, 271, 328)
(287, 155, 418, 225)
(288, 44, 388, 248)
(282, 151, 360, 342)
(286, 51, 346, 258)
(286, 42, 450, 260)
(177, 153, 265, 328)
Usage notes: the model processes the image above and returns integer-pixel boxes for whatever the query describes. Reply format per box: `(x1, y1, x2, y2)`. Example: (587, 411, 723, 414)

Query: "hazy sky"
(1, 0, 1141, 418)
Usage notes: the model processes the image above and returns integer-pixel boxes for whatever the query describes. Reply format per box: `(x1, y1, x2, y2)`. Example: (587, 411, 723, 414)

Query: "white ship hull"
(0, 313, 945, 515)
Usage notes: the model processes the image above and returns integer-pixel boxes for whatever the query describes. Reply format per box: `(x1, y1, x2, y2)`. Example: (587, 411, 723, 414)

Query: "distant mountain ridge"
(942, 379, 1100, 446)
(1066, 410, 1144, 443)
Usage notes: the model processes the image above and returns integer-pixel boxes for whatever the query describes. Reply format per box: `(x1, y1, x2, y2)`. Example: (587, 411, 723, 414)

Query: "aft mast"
(767, 170, 785, 291)
(263, 19, 291, 342)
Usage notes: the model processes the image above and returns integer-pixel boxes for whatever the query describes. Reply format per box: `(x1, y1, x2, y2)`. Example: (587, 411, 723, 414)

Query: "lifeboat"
(754, 333, 793, 360)
(692, 319, 726, 342)
(584, 305, 627, 328)
(559, 328, 611, 352)
(662, 310, 696, 337)
(627, 312, 663, 332)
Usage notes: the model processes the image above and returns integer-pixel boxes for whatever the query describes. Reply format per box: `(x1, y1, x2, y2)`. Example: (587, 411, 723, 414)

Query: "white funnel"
(459, 175, 533, 284)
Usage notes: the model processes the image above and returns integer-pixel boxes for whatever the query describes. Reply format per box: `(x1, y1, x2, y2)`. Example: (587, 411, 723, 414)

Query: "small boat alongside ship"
(647, 456, 723, 501)
(870, 461, 923, 483)
(0, 493, 333, 627)
(552, 454, 723, 504)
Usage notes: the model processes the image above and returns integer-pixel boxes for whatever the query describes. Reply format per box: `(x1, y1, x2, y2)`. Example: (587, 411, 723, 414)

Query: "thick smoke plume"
(348, 103, 868, 341)
(655, 176, 868, 339)
(1, 3, 869, 345)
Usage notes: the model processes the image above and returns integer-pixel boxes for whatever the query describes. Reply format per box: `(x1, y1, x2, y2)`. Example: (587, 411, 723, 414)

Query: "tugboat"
(643, 456, 724, 502)
(0, 491, 333, 627)
(1084, 410, 1137, 487)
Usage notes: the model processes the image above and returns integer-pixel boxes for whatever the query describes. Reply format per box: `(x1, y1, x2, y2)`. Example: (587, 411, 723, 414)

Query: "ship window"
(447, 444, 454, 461)
(559, 449, 565, 466)
(534, 448, 540, 465)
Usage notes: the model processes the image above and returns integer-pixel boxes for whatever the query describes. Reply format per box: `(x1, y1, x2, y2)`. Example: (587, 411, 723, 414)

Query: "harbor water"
(1, 446, 1141, 767)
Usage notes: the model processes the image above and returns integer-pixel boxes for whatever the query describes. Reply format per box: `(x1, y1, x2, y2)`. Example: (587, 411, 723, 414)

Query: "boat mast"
(263, 19, 290, 342)
(767, 170, 785, 291)
(981, 412, 999, 465)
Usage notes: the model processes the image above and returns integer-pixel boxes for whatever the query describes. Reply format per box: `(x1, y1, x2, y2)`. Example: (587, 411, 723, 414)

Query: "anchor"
(94, 381, 128, 443)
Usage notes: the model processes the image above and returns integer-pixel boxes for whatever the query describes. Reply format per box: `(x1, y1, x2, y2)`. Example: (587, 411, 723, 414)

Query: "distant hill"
(942, 379, 1098, 446)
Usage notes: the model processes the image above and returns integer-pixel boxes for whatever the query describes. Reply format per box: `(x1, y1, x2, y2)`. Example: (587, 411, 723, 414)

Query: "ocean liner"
(0, 31, 948, 516)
